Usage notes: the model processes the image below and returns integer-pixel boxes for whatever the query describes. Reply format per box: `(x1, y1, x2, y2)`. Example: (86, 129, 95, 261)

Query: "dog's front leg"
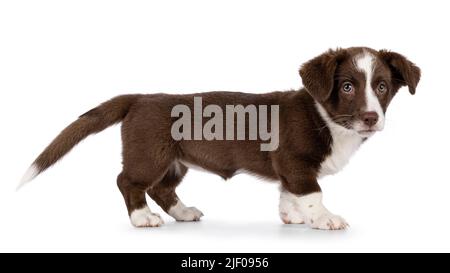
(278, 168, 348, 230)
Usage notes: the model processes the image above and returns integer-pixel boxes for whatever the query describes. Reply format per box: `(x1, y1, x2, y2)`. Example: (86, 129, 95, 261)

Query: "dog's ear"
(299, 48, 346, 102)
(378, 50, 421, 95)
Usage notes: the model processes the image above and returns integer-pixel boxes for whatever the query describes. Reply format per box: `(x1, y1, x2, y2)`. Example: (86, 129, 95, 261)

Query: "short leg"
(276, 159, 348, 230)
(279, 188, 305, 224)
(117, 172, 164, 227)
(281, 190, 348, 230)
(129, 206, 164, 227)
(119, 109, 179, 227)
(147, 161, 204, 222)
(167, 199, 204, 222)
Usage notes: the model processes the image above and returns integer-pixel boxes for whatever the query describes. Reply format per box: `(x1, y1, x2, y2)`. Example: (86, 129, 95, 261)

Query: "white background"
(1, 0, 449, 252)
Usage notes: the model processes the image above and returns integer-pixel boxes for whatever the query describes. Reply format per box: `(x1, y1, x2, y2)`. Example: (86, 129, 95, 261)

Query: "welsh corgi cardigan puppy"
(20, 47, 420, 230)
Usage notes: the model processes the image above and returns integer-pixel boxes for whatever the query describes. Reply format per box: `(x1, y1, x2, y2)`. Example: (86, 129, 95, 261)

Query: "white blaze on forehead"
(355, 52, 385, 129)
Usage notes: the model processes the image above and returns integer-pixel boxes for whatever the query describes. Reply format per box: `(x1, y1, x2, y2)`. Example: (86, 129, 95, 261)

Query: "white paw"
(279, 210, 305, 224)
(173, 206, 204, 222)
(309, 213, 348, 230)
(130, 206, 164, 227)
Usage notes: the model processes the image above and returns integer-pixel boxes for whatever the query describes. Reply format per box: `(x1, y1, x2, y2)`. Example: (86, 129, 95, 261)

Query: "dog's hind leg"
(117, 148, 175, 227)
(148, 161, 204, 222)
(117, 171, 166, 227)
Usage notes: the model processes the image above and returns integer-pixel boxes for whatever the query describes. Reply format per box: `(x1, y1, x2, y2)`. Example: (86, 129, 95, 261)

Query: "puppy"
(19, 47, 420, 230)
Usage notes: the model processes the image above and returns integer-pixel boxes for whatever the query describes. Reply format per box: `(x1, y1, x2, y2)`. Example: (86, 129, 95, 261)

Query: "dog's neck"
(315, 102, 364, 177)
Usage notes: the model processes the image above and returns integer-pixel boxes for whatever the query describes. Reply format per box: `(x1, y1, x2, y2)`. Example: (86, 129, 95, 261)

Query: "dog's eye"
(377, 82, 387, 94)
(342, 82, 353, 93)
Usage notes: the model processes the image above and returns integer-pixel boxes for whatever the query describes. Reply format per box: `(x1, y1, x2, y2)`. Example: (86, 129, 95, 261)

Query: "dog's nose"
(362, 111, 379, 127)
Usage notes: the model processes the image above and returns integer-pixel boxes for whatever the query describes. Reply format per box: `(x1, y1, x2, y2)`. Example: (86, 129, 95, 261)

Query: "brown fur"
(27, 47, 421, 222)
(33, 94, 142, 174)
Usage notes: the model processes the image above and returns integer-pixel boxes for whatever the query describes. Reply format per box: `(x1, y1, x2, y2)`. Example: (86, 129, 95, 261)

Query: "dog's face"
(300, 47, 421, 137)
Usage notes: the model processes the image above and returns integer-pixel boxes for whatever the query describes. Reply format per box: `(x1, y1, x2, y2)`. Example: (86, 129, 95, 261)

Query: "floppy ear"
(299, 48, 346, 102)
(378, 50, 421, 95)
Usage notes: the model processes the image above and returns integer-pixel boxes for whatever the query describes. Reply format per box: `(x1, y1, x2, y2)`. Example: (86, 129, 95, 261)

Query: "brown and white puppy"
(19, 47, 420, 230)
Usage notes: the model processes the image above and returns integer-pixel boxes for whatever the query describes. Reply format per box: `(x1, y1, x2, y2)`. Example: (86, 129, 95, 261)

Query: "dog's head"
(299, 47, 421, 137)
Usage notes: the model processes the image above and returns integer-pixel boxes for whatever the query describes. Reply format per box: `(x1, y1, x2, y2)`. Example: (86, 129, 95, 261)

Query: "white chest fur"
(315, 104, 363, 178)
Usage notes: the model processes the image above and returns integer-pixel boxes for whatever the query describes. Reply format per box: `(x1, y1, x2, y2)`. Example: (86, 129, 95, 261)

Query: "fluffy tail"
(18, 94, 141, 190)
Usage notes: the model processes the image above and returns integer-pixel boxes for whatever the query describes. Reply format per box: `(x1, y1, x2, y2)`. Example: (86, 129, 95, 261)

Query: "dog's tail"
(18, 94, 142, 190)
